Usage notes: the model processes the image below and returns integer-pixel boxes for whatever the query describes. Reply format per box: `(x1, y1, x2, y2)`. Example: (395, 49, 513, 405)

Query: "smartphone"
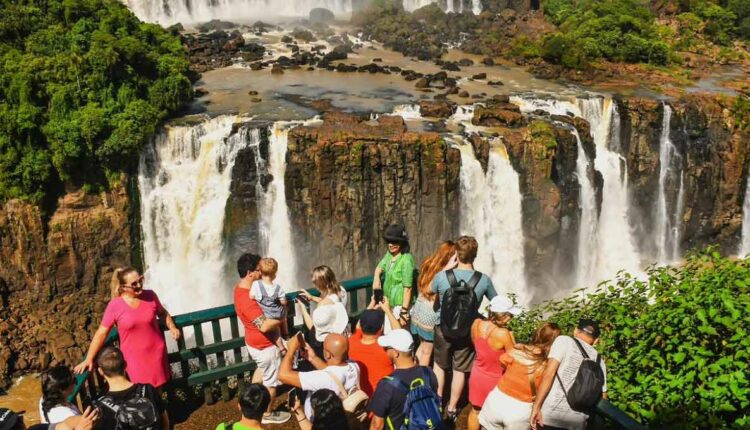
(296, 294, 310, 306)
(288, 388, 298, 408)
(374, 289, 384, 304)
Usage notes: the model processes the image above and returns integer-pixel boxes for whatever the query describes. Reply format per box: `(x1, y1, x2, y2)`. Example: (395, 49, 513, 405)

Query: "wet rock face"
(501, 119, 584, 295)
(0, 184, 133, 388)
(419, 100, 457, 118)
(285, 113, 461, 280)
(616, 95, 750, 257)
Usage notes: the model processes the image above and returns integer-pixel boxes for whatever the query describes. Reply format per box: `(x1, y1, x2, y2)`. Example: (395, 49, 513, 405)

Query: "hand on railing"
(73, 357, 94, 375)
(530, 407, 543, 430)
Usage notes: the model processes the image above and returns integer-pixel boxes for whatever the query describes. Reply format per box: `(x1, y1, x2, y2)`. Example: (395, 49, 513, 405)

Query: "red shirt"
(349, 329, 394, 396)
(234, 285, 274, 349)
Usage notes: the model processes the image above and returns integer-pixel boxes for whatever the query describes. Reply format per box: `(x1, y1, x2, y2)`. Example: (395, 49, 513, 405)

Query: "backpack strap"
(384, 375, 409, 394)
(445, 270, 458, 289)
(323, 368, 350, 399)
(572, 338, 590, 360)
(466, 271, 483, 291)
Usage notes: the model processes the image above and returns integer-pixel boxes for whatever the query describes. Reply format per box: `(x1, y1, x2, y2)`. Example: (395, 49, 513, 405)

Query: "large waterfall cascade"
(139, 116, 247, 315)
(456, 141, 529, 305)
(510, 95, 643, 287)
(654, 104, 685, 264)
(129, 0, 480, 24)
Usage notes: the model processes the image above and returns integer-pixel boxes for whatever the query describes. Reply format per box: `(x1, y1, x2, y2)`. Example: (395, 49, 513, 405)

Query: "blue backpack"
(384, 367, 443, 430)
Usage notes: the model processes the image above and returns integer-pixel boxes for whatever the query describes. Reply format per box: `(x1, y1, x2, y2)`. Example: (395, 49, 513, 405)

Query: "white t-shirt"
(542, 335, 608, 430)
(38, 398, 80, 424)
(299, 361, 360, 419)
(250, 281, 285, 301)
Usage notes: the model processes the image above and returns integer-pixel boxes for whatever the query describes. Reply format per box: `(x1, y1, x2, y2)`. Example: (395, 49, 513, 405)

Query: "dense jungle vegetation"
(0, 0, 193, 207)
(354, 0, 750, 68)
(510, 250, 750, 429)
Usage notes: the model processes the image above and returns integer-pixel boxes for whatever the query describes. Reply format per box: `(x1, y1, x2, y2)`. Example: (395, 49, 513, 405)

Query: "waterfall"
(139, 116, 246, 314)
(127, 0, 354, 25)
(654, 104, 684, 264)
(571, 128, 598, 287)
(402, 0, 481, 13)
(257, 122, 300, 290)
(576, 99, 641, 282)
(740, 177, 750, 256)
(457, 141, 528, 304)
(510, 95, 643, 287)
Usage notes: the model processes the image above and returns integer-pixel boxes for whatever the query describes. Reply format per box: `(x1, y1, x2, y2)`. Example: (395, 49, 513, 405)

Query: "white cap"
(377, 329, 414, 353)
(312, 303, 350, 342)
(489, 296, 522, 315)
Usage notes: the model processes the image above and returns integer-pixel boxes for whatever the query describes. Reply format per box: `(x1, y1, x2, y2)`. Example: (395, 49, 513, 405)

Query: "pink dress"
(101, 290, 171, 387)
(468, 322, 505, 408)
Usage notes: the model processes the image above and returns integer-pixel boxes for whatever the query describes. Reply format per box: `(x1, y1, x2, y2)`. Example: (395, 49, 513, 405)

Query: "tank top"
(498, 348, 545, 403)
(473, 321, 505, 376)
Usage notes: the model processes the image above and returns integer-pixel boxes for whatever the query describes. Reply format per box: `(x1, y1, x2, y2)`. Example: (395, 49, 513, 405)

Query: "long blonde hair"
(110, 267, 139, 299)
(311, 265, 343, 298)
(417, 241, 458, 300)
(517, 322, 561, 366)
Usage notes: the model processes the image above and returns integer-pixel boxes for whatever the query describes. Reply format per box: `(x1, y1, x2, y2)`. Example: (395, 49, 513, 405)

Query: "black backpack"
(556, 338, 605, 412)
(437, 270, 482, 342)
(98, 384, 159, 430)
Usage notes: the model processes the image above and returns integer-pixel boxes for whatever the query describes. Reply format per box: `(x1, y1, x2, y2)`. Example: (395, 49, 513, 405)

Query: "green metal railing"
(70, 275, 645, 429)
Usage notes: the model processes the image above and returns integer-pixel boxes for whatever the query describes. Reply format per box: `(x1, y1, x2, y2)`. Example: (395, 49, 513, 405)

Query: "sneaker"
(262, 411, 292, 425)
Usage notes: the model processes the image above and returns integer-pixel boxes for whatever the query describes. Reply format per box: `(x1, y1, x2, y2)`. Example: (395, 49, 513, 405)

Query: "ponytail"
(111, 267, 138, 299)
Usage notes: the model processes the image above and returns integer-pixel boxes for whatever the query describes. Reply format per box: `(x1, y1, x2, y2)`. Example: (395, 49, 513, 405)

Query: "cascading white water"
(510, 95, 643, 286)
(402, 0, 481, 13)
(139, 116, 246, 314)
(571, 128, 598, 287)
(654, 104, 684, 264)
(576, 98, 641, 282)
(457, 141, 528, 304)
(257, 122, 301, 290)
(127, 0, 354, 25)
(740, 177, 750, 255)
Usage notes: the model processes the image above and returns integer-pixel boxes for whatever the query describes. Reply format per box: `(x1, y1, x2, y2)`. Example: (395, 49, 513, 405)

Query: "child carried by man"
(250, 258, 289, 353)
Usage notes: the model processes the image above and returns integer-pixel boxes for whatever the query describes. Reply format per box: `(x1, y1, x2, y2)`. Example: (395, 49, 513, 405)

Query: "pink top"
(101, 290, 171, 387)
(468, 322, 506, 407)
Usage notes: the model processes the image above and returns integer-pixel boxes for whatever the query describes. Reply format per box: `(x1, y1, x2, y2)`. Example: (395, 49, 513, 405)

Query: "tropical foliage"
(510, 250, 750, 428)
(0, 0, 193, 205)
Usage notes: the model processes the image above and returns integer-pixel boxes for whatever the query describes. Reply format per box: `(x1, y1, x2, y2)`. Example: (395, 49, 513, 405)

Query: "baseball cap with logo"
(578, 318, 601, 338)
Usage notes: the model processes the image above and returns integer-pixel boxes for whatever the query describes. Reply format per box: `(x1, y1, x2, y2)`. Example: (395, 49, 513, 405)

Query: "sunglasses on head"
(121, 276, 144, 289)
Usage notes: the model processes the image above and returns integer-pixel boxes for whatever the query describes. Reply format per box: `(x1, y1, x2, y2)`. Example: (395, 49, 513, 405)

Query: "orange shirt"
(497, 349, 545, 403)
(348, 329, 394, 396)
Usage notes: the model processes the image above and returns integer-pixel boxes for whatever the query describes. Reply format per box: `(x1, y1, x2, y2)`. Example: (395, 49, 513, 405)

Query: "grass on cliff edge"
(0, 0, 194, 208)
(507, 248, 750, 428)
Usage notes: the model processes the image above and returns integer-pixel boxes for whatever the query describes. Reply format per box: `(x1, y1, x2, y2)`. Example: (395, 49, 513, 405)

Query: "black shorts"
(433, 326, 476, 372)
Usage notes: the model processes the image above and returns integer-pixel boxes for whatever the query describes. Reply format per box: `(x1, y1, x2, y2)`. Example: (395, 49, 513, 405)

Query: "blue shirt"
(431, 269, 497, 303)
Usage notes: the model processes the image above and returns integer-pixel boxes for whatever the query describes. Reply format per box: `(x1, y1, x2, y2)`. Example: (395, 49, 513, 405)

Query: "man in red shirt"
(349, 309, 394, 396)
(234, 253, 291, 425)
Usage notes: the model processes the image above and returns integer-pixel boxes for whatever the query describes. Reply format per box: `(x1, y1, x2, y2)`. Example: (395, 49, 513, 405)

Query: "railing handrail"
(69, 276, 646, 429)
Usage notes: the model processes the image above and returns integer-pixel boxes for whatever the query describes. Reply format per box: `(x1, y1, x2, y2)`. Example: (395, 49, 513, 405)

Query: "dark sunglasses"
(121, 276, 144, 289)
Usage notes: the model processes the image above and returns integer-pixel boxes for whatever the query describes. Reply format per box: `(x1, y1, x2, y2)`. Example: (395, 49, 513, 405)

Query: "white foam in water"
(391, 104, 423, 121)
(457, 141, 528, 305)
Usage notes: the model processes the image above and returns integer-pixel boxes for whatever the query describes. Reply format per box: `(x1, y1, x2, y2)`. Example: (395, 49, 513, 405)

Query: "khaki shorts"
(246, 344, 281, 388)
(433, 326, 475, 373)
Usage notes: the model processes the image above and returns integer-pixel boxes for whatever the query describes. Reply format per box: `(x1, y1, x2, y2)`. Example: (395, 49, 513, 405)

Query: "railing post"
(211, 320, 231, 401)
(229, 315, 245, 395)
(193, 323, 213, 405)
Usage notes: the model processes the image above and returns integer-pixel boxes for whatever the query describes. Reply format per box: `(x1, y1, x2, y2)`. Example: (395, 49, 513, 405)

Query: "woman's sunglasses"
(121, 276, 144, 289)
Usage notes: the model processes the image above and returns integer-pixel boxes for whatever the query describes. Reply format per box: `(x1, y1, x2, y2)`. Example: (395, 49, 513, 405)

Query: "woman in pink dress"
(467, 296, 520, 430)
(74, 267, 180, 389)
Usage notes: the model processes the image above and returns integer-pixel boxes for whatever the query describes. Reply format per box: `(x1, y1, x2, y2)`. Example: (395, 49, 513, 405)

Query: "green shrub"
(0, 0, 193, 205)
(509, 250, 750, 428)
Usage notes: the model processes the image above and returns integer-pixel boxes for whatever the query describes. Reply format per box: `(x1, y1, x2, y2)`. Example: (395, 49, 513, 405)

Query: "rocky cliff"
(0, 183, 133, 388)
(617, 94, 750, 258)
(285, 113, 461, 280)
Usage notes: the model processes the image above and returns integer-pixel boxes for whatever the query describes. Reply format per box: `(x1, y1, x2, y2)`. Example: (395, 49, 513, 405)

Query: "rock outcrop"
(0, 183, 133, 388)
(285, 113, 461, 280)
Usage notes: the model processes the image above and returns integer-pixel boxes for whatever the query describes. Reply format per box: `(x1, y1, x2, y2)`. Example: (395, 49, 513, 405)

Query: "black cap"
(359, 309, 385, 335)
(0, 409, 19, 430)
(578, 318, 601, 338)
(383, 224, 409, 244)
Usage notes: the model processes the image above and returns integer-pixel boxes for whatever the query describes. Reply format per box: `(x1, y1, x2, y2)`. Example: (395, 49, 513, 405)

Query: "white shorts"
(478, 387, 532, 430)
(246, 344, 281, 388)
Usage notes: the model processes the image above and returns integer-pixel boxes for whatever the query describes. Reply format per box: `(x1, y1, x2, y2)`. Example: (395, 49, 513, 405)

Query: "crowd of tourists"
(1, 225, 608, 430)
